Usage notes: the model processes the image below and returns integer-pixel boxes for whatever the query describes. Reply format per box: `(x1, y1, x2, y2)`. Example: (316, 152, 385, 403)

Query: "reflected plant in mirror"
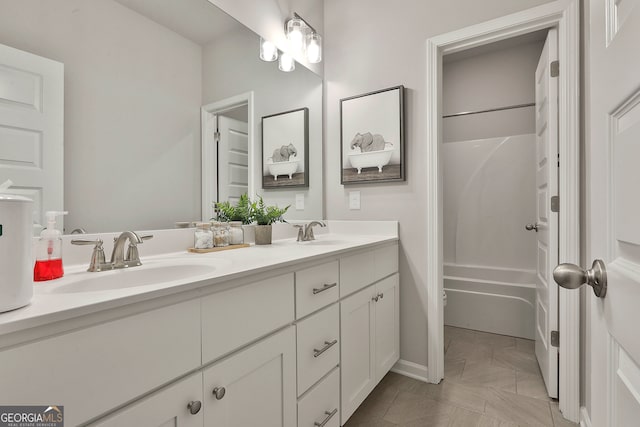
(214, 194, 253, 225)
(0, 0, 323, 233)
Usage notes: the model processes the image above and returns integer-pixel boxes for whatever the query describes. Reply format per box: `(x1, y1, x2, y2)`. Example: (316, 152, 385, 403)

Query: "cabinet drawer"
(298, 368, 340, 427)
(296, 260, 339, 319)
(340, 245, 398, 297)
(374, 243, 399, 280)
(296, 303, 340, 395)
(0, 299, 201, 426)
(202, 273, 294, 363)
(340, 251, 375, 297)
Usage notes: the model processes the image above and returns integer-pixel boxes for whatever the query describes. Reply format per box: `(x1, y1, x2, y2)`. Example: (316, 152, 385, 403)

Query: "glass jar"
(228, 221, 244, 245)
(212, 221, 230, 247)
(194, 222, 213, 249)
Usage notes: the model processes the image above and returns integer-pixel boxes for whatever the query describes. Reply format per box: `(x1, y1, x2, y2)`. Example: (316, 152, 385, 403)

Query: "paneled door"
(217, 115, 248, 204)
(533, 28, 559, 399)
(585, 0, 640, 424)
(0, 43, 63, 228)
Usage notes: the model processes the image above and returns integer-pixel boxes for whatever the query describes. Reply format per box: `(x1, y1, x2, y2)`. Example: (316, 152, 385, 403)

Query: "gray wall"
(443, 39, 544, 142)
(202, 26, 323, 220)
(0, 0, 203, 233)
(323, 0, 554, 371)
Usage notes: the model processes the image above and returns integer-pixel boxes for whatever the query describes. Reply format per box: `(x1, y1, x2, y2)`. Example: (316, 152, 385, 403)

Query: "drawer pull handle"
(314, 408, 338, 427)
(212, 387, 226, 400)
(187, 400, 202, 415)
(313, 339, 338, 358)
(373, 293, 384, 302)
(313, 282, 337, 294)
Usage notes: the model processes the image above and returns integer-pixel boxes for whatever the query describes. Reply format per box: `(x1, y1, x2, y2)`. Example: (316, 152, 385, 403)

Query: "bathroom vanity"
(0, 222, 398, 426)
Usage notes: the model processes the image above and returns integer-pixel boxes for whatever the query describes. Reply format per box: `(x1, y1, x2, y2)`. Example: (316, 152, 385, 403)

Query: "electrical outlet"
(349, 191, 361, 210)
(295, 193, 305, 210)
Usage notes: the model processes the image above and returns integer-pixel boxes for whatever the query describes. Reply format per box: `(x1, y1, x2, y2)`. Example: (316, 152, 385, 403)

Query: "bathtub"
(444, 264, 536, 339)
(266, 158, 299, 180)
(347, 146, 394, 174)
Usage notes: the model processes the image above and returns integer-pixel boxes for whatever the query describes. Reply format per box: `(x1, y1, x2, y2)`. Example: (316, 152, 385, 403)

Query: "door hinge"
(214, 131, 220, 143)
(551, 330, 560, 348)
(550, 60, 559, 77)
(551, 196, 559, 213)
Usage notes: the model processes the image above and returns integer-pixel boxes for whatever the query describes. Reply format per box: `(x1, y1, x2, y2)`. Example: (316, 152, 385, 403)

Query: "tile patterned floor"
(344, 326, 578, 427)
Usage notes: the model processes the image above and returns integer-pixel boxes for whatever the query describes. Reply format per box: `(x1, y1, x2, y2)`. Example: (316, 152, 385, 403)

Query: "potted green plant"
(250, 196, 289, 245)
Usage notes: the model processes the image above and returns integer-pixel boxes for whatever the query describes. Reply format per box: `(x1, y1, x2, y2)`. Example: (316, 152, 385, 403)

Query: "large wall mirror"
(0, 0, 323, 234)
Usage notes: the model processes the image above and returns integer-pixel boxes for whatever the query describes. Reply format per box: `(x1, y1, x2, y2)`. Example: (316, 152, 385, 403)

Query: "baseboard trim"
(391, 359, 429, 382)
(579, 407, 592, 427)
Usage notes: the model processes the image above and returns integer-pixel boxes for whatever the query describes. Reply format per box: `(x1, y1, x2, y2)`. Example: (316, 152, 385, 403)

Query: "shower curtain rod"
(442, 102, 535, 118)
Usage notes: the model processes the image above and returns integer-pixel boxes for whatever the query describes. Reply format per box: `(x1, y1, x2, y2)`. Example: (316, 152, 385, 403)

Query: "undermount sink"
(40, 259, 230, 294)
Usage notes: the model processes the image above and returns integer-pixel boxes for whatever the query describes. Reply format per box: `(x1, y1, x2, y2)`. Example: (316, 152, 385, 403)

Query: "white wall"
(202, 27, 323, 220)
(443, 39, 545, 142)
(324, 0, 554, 371)
(0, 0, 203, 233)
(443, 135, 537, 270)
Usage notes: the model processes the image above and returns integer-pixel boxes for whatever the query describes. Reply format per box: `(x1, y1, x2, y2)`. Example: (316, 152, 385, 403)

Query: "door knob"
(553, 260, 607, 298)
(525, 223, 539, 232)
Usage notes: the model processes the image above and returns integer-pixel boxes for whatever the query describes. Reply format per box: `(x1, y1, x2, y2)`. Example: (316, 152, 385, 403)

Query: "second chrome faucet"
(294, 221, 326, 242)
(72, 231, 153, 272)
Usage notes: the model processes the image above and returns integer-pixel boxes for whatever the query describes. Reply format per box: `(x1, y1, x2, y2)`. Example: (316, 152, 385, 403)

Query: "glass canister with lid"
(194, 222, 213, 249)
(228, 221, 244, 245)
(212, 221, 230, 247)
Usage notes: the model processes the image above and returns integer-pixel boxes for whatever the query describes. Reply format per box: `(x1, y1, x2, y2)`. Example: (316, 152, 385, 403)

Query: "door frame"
(201, 91, 254, 221)
(424, 0, 581, 422)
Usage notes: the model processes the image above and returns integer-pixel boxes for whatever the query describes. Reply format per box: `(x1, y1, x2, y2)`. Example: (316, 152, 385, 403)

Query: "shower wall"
(442, 34, 545, 338)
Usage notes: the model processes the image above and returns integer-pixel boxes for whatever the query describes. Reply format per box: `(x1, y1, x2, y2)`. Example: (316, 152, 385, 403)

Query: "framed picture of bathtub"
(340, 85, 405, 184)
(262, 108, 309, 189)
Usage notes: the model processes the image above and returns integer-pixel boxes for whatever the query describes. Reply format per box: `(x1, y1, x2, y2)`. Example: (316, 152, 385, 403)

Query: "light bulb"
(259, 37, 278, 62)
(287, 18, 305, 55)
(307, 33, 322, 63)
(279, 52, 295, 72)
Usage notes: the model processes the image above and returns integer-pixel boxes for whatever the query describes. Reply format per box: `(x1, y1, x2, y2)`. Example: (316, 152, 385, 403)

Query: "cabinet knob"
(187, 400, 202, 415)
(213, 386, 226, 400)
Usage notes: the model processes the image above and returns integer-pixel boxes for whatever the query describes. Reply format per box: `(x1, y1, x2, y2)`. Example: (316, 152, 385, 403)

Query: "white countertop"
(0, 221, 398, 337)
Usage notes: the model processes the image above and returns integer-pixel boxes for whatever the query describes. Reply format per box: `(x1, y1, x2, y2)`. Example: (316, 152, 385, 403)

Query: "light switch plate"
(349, 191, 361, 210)
(295, 193, 305, 210)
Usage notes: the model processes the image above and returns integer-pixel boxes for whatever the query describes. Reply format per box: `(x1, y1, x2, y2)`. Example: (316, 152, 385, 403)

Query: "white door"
(374, 274, 400, 381)
(90, 373, 203, 427)
(0, 43, 63, 229)
(217, 115, 248, 204)
(203, 327, 296, 427)
(533, 28, 559, 399)
(340, 285, 376, 424)
(584, 0, 640, 424)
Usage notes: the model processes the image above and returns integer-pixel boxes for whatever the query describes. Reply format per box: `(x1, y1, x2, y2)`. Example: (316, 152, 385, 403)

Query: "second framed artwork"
(340, 85, 405, 184)
(262, 108, 309, 189)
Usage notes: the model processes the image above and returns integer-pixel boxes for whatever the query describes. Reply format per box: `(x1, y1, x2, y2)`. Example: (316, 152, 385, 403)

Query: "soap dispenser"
(34, 211, 68, 282)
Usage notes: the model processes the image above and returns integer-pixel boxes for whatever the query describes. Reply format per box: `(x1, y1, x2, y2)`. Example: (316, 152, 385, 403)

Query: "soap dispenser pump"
(34, 211, 68, 282)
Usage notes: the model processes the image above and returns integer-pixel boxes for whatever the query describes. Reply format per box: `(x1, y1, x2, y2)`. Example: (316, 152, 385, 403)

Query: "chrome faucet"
(294, 221, 326, 242)
(72, 231, 152, 272)
(111, 231, 144, 268)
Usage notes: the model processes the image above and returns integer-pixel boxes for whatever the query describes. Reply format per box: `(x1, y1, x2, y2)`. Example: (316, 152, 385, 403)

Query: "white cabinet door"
(90, 373, 203, 427)
(375, 274, 400, 382)
(203, 326, 296, 427)
(340, 285, 376, 424)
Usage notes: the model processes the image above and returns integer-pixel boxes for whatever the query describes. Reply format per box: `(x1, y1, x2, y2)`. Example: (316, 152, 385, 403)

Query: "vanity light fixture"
(259, 37, 278, 62)
(278, 52, 295, 72)
(285, 13, 322, 64)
